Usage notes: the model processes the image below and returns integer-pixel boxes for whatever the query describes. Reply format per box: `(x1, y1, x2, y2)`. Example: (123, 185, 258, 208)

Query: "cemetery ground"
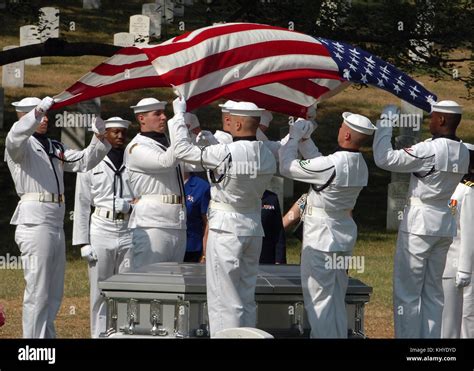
(0, 1, 473, 339)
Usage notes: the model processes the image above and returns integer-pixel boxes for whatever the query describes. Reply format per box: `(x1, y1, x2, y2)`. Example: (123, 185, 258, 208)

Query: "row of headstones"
(114, 1, 192, 47)
(1, 6, 60, 89)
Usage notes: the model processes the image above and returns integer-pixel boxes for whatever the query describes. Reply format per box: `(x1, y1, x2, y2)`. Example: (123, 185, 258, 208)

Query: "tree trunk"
(0, 38, 122, 66)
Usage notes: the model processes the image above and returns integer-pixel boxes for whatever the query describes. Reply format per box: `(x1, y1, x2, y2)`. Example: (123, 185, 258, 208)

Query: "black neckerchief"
(107, 147, 125, 169)
(233, 136, 257, 142)
(140, 131, 169, 148)
(33, 132, 50, 151)
(462, 172, 474, 184)
(432, 134, 460, 142)
(334, 145, 360, 153)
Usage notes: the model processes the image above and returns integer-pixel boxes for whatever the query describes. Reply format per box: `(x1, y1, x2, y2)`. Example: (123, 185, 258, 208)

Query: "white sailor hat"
(11, 97, 41, 112)
(342, 112, 377, 135)
(130, 98, 166, 114)
(218, 100, 237, 113)
(104, 116, 131, 129)
(227, 101, 265, 117)
(431, 100, 462, 115)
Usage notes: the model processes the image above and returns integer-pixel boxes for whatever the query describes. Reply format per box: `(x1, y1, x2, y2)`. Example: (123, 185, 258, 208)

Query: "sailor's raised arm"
(373, 105, 435, 173)
(6, 97, 54, 163)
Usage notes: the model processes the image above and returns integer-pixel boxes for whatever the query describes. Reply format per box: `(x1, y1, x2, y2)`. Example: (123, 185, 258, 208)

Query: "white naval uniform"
(374, 123, 469, 338)
(124, 133, 186, 269)
(280, 138, 368, 338)
(213, 129, 233, 145)
(5, 109, 111, 338)
(170, 115, 276, 337)
(72, 154, 134, 338)
(441, 181, 474, 338)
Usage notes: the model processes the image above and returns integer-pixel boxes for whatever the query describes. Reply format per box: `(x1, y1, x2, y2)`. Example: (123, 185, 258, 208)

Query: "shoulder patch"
(129, 143, 139, 154)
(299, 159, 311, 167)
(462, 180, 474, 188)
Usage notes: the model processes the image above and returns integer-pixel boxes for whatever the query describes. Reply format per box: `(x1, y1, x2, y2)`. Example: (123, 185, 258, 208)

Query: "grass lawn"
(0, 0, 472, 339)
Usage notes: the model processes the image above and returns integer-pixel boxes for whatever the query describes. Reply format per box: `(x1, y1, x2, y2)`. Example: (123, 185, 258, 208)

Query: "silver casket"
(99, 263, 372, 338)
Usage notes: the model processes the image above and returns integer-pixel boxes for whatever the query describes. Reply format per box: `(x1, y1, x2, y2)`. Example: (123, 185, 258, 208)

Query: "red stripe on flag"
(91, 59, 152, 76)
(157, 40, 332, 85)
(186, 69, 340, 111)
(144, 23, 302, 58)
(52, 76, 167, 110)
(280, 79, 337, 99)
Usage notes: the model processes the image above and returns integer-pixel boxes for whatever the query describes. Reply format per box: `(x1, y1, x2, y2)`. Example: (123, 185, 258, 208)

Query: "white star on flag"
(364, 67, 373, 76)
(365, 55, 376, 65)
(410, 90, 418, 99)
(360, 74, 368, 84)
(393, 84, 402, 94)
(343, 69, 351, 79)
(377, 78, 385, 87)
(349, 48, 360, 56)
(396, 76, 406, 86)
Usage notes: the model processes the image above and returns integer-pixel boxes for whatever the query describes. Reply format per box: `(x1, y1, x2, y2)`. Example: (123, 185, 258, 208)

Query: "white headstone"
(113, 32, 135, 47)
(2, 46, 25, 88)
(60, 98, 101, 150)
(129, 14, 150, 46)
(174, 0, 185, 17)
(142, 3, 162, 38)
(156, 0, 174, 24)
(83, 0, 101, 9)
(0, 88, 4, 129)
(19, 25, 41, 66)
(386, 182, 409, 231)
(214, 327, 274, 338)
(39, 7, 60, 41)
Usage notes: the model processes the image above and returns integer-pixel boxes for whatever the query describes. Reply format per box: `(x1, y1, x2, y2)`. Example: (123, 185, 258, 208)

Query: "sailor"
(124, 98, 186, 269)
(72, 117, 134, 338)
(183, 171, 211, 263)
(5, 96, 111, 338)
(169, 98, 276, 337)
(441, 143, 474, 338)
(279, 112, 376, 338)
(373, 101, 469, 338)
(260, 189, 286, 264)
(214, 100, 236, 144)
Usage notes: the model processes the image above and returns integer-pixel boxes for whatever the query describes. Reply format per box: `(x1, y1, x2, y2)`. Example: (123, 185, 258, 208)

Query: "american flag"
(53, 23, 436, 116)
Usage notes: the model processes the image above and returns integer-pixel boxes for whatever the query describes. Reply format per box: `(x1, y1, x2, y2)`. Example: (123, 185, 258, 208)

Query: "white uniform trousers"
(15, 224, 65, 338)
(301, 247, 350, 338)
(462, 282, 474, 338)
(441, 278, 464, 338)
(88, 230, 133, 338)
(206, 230, 262, 337)
(132, 227, 186, 270)
(394, 231, 451, 338)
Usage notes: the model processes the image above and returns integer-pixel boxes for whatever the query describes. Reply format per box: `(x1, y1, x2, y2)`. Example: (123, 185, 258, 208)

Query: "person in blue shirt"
(260, 190, 286, 264)
(184, 172, 211, 262)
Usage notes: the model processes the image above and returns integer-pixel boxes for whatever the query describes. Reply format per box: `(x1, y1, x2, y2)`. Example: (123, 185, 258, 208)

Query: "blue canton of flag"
(317, 38, 437, 112)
